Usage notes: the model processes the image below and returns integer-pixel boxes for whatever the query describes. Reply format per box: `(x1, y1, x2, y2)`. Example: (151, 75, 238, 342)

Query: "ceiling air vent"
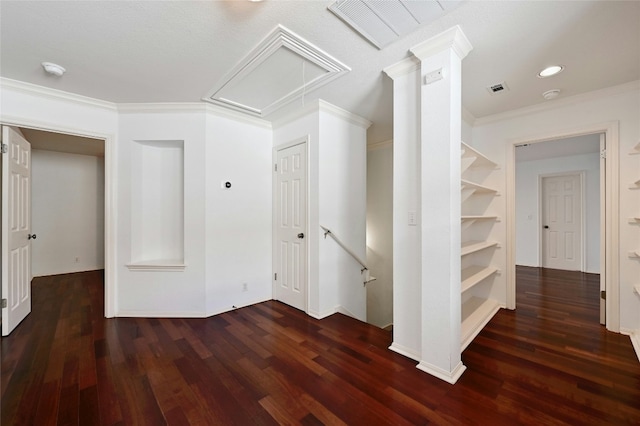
(486, 81, 510, 95)
(328, 0, 462, 49)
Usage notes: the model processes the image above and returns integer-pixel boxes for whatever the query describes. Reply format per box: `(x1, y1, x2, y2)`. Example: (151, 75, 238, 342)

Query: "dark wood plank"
(2, 267, 640, 425)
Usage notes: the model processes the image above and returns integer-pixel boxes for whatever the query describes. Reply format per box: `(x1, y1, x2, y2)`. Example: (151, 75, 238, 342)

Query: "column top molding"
(410, 25, 473, 61)
(383, 25, 473, 80)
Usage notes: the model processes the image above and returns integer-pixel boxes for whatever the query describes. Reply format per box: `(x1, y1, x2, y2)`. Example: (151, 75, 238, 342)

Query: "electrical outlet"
(242, 282, 248, 292)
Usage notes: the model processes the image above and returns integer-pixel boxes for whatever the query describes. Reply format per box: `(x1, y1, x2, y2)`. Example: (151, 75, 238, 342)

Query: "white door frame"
(506, 121, 619, 332)
(272, 136, 310, 312)
(538, 171, 586, 271)
(0, 116, 116, 318)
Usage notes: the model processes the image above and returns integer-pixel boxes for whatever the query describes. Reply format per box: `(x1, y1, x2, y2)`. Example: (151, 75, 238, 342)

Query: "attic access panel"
(329, 0, 462, 49)
(204, 25, 350, 117)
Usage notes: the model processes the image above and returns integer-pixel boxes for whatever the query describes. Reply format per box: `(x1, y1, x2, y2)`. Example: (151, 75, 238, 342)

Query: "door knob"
(543, 226, 549, 229)
(297, 233, 305, 239)
(28, 234, 37, 240)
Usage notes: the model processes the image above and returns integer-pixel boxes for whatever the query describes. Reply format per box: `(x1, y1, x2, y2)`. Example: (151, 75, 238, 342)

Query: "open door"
(2, 126, 32, 336)
(599, 133, 606, 325)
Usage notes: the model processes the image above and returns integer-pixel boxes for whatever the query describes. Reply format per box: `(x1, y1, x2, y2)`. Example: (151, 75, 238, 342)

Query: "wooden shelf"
(126, 260, 187, 272)
(629, 179, 640, 190)
(461, 265, 499, 293)
(629, 251, 640, 259)
(628, 217, 640, 224)
(461, 179, 498, 194)
(461, 142, 498, 169)
(629, 142, 640, 155)
(461, 215, 499, 222)
(461, 296, 500, 351)
(461, 240, 498, 256)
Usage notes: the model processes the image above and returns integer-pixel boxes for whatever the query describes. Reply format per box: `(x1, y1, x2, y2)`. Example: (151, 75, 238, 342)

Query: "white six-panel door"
(274, 142, 307, 311)
(2, 126, 32, 336)
(542, 173, 583, 271)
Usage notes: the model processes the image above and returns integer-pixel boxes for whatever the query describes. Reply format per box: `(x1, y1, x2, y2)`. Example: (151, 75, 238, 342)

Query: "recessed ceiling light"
(538, 65, 564, 78)
(42, 62, 66, 77)
(542, 89, 561, 100)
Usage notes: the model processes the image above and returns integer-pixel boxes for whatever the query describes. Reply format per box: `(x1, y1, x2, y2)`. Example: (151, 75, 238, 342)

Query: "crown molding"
(117, 102, 272, 129)
(474, 80, 640, 127)
(273, 99, 370, 130)
(410, 25, 473, 61)
(0, 77, 117, 111)
(318, 99, 372, 129)
(383, 56, 420, 80)
(118, 102, 205, 114)
(462, 107, 476, 126)
(367, 139, 393, 151)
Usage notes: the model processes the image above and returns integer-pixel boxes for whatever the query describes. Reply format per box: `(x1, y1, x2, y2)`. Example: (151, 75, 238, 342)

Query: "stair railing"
(320, 225, 376, 286)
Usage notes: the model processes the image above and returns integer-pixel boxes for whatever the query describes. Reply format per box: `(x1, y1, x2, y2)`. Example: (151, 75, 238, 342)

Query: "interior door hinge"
(274, 163, 277, 172)
(1, 143, 7, 154)
(1, 298, 7, 308)
(274, 273, 277, 281)
(600, 149, 606, 159)
(600, 290, 606, 300)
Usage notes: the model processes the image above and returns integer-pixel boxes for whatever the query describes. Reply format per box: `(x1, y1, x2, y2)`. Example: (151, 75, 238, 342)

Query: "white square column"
(384, 25, 472, 383)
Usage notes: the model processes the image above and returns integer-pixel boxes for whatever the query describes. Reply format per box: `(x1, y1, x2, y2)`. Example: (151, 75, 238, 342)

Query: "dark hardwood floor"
(2, 267, 639, 425)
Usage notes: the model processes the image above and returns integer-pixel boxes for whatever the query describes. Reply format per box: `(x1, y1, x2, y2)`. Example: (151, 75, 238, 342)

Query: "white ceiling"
(1, 1, 639, 145)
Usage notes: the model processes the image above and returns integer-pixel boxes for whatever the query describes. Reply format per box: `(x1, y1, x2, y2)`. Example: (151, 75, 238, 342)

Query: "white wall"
(31, 150, 105, 276)
(472, 82, 640, 333)
(117, 111, 208, 316)
(366, 143, 393, 328)
(205, 111, 273, 316)
(319, 108, 368, 321)
(516, 151, 600, 272)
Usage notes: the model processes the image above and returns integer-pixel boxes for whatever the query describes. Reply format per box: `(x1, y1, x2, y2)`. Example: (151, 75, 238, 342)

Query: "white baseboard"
(116, 310, 207, 318)
(307, 308, 336, 320)
(205, 296, 272, 318)
(388, 342, 420, 362)
(416, 360, 467, 384)
(630, 330, 640, 362)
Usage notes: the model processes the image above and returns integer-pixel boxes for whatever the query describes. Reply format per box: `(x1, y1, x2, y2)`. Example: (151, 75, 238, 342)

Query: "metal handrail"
(320, 225, 375, 286)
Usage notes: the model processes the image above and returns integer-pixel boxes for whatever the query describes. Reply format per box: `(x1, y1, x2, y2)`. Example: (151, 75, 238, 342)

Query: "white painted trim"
(367, 139, 393, 151)
(538, 171, 586, 272)
(475, 80, 640, 127)
(383, 56, 420, 80)
(416, 360, 466, 384)
(205, 297, 273, 318)
(203, 25, 350, 117)
(318, 100, 372, 129)
(272, 99, 370, 130)
(462, 107, 476, 126)
(0, 78, 117, 111)
(307, 308, 336, 320)
(117, 310, 207, 318)
(117, 102, 273, 129)
(506, 122, 620, 332)
(125, 262, 187, 272)
(0, 115, 117, 318)
(388, 342, 421, 362)
(629, 331, 640, 362)
(410, 25, 473, 61)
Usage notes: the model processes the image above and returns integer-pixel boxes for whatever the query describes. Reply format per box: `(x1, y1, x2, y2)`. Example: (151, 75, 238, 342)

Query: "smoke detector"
(542, 89, 561, 100)
(486, 81, 509, 95)
(42, 62, 66, 77)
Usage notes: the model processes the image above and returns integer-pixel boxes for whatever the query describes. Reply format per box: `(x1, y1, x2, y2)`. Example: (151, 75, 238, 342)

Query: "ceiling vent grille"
(486, 81, 510, 95)
(328, 0, 461, 49)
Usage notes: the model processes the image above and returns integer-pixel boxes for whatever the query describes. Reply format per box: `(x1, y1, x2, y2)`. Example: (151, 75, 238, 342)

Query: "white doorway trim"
(506, 121, 619, 332)
(0, 116, 116, 318)
(538, 171, 586, 272)
(272, 136, 310, 313)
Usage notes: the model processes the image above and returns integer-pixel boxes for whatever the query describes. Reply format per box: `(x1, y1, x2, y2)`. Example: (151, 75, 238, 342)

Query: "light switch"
(408, 211, 417, 226)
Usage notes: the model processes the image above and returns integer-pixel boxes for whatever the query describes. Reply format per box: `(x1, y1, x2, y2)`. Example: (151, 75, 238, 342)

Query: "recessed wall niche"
(128, 140, 185, 271)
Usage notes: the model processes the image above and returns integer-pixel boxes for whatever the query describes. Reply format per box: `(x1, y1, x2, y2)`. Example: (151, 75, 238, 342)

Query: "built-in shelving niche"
(127, 140, 185, 271)
(461, 141, 500, 351)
